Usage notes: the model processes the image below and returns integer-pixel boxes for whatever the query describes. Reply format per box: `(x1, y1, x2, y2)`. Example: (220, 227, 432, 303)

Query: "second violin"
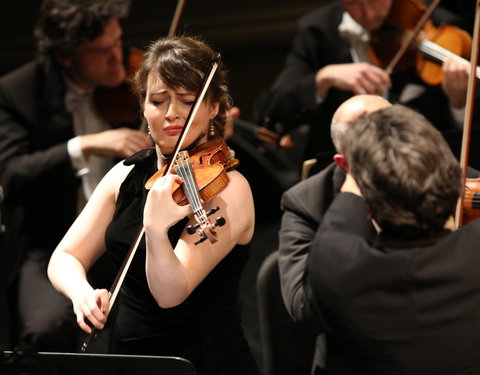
(369, 0, 473, 86)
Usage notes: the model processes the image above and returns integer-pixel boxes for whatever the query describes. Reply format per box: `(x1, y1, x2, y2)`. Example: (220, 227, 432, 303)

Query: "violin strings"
(462, 193, 480, 208)
(418, 40, 475, 76)
(184, 163, 204, 215)
(173, 153, 217, 241)
(175, 162, 197, 211)
(175, 154, 203, 215)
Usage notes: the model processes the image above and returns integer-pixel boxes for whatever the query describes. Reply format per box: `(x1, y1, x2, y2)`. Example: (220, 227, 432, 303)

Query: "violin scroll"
(186, 206, 226, 245)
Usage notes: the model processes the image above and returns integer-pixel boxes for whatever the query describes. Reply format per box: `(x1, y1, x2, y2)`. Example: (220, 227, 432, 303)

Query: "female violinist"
(47, 36, 260, 375)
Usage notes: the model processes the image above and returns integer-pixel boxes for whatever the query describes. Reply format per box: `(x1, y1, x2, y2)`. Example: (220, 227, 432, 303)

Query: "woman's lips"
(164, 125, 183, 135)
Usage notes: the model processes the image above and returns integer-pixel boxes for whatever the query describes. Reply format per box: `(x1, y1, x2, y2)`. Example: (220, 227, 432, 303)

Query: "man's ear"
(54, 52, 73, 68)
(333, 153, 348, 172)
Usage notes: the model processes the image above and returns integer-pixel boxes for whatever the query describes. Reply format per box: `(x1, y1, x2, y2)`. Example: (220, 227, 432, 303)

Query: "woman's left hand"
(144, 173, 192, 232)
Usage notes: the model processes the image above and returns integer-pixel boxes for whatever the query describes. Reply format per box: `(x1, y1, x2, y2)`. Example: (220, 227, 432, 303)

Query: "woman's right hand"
(73, 288, 110, 333)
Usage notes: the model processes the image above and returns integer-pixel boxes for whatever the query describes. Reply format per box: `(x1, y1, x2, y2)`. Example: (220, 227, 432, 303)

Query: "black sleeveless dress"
(104, 149, 260, 375)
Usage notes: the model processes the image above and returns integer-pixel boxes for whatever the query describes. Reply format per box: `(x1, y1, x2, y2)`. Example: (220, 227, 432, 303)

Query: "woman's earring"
(145, 123, 154, 143)
(209, 121, 216, 137)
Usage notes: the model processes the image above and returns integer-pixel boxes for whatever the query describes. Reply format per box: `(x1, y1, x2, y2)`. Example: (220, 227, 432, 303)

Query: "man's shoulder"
(432, 5, 463, 28)
(282, 162, 339, 218)
(286, 162, 337, 196)
(0, 59, 44, 87)
(0, 58, 66, 114)
(299, 2, 343, 28)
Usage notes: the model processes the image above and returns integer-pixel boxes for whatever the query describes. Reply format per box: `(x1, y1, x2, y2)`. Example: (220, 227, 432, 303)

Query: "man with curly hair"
(0, 0, 150, 351)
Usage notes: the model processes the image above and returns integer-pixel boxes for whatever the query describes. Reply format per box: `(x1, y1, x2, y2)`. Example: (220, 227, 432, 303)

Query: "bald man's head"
(331, 95, 391, 153)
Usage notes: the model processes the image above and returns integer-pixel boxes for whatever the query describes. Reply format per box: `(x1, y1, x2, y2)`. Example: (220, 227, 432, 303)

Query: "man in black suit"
(0, 0, 151, 351)
(307, 104, 480, 374)
(278, 94, 389, 374)
(253, 0, 471, 166)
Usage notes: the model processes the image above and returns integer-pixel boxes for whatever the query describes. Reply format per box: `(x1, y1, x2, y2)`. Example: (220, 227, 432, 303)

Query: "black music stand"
(0, 350, 198, 375)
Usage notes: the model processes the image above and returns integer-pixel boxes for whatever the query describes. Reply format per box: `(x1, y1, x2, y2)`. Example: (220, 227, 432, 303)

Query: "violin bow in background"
(384, 0, 441, 75)
(168, 0, 186, 37)
(454, 0, 480, 228)
(137, 0, 187, 133)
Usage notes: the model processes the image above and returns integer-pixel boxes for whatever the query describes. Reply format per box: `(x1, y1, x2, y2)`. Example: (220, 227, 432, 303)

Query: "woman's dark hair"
(133, 36, 232, 139)
(34, 0, 130, 58)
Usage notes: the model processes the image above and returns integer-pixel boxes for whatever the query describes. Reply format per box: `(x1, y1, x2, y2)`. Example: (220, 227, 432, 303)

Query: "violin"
(145, 137, 238, 198)
(453, 0, 480, 227)
(369, 0, 475, 86)
(93, 47, 144, 127)
(92, 0, 187, 128)
(144, 137, 238, 244)
(463, 178, 480, 223)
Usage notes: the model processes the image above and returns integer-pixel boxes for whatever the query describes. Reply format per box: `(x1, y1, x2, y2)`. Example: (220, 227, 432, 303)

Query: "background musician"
(0, 0, 150, 351)
(277, 94, 390, 374)
(253, 0, 474, 169)
(307, 105, 480, 374)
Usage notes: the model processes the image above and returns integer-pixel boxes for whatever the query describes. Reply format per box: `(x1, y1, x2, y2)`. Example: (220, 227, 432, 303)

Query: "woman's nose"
(165, 102, 181, 120)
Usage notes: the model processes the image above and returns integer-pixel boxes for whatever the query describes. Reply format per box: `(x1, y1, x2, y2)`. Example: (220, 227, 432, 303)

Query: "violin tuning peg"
(194, 235, 208, 245)
(206, 206, 220, 216)
(215, 217, 226, 227)
(186, 223, 200, 234)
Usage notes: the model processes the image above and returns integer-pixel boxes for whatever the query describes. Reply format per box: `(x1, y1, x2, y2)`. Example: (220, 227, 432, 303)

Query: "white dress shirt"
(64, 75, 116, 202)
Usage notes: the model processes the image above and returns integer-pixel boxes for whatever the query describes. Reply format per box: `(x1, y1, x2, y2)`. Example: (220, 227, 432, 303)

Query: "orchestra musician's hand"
(72, 288, 109, 333)
(441, 56, 469, 109)
(79, 127, 152, 160)
(315, 62, 391, 98)
(225, 106, 240, 140)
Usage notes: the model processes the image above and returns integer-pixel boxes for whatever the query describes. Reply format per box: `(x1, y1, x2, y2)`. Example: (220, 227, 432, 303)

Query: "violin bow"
(168, 0, 187, 37)
(81, 56, 220, 352)
(138, 0, 187, 133)
(454, 0, 480, 228)
(385, 0, 441, 75)
(163, 55, 221, 174)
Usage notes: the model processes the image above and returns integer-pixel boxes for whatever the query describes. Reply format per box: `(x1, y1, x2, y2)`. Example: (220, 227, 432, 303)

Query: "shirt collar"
(338, 11, 370, 44)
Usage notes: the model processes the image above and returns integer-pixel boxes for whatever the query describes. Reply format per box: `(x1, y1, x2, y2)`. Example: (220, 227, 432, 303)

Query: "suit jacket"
(279, 162, 345, 328)
(279, 163, 374, 374)
(253, 2, 463, 162)
(0, 57, 133, 286)
(307, 193, 480, 374)
(0, 59, 79, 284)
